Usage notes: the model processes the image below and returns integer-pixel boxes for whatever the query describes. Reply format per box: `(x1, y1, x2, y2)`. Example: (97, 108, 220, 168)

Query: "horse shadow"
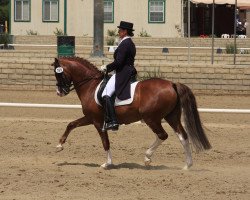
(56, 161, 181, 170)
(55, 162, 211, 172)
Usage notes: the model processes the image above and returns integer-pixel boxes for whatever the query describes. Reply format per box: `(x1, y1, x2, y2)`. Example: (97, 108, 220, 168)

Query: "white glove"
(100, 65, 107, 72)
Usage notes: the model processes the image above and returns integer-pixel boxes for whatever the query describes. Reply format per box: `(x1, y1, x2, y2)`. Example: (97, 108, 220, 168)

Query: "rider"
(101, 21, 137, 131)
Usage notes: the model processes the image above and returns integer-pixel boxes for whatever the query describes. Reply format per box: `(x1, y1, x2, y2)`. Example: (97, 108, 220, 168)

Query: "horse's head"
(52, 58, 72, 97)
(52, 57, 104, 97)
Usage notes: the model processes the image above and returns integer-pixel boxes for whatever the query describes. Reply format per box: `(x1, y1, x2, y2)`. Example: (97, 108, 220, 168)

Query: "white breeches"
(102, 74, 116, 97)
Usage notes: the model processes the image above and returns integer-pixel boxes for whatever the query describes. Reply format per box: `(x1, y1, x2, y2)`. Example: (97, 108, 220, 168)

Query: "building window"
(148, 0, 165, 23)
(43, 0, 59, 22)
(104, 0, 114, 23)
(14, 0, 30, 22)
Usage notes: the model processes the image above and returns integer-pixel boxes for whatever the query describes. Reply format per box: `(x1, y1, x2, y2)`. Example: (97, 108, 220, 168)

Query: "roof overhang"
(191, 0, 250, 7)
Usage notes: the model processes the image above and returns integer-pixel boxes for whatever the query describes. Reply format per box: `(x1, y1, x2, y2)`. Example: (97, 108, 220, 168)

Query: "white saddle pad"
(94, 81, 139, 106)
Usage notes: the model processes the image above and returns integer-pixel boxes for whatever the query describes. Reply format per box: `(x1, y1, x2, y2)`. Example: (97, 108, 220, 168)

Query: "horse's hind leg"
(176, 124, 193, 170)
(165, 114, 193, 170)
(56, 116, 91, 151)
(144, 119, 168, 166)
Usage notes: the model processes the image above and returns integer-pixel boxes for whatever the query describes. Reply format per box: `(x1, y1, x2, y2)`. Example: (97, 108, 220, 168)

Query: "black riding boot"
(103, 95, 119, 131)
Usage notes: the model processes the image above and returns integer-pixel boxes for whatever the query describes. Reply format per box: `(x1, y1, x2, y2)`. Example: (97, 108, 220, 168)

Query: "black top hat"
(117, 21, 134, 31)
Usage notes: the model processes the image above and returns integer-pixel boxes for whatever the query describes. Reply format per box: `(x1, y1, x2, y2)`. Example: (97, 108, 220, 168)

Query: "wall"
(2, 36, 249, 94)
(10, 0, 182, 37)
(137, 63, 250, 94)
(0, 59, 249, 94)
(103, 0, 182, 38)
(12, 35, 250, 48)
(67, 0, 93, 37)
(10, 0, 65, 35)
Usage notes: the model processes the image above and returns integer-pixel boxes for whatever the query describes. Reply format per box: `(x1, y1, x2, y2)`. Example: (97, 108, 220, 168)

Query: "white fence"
(0, 102, 250, 114)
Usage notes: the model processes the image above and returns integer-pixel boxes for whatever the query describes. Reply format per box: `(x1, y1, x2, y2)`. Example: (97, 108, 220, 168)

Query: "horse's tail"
(174, 83, 212, 152)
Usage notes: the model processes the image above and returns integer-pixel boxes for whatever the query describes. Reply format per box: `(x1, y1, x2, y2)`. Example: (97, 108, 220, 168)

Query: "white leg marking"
(56, 144, 64, 152)
(176, 133, 193, 170)
(101, 150, 113, 169)
(145, 136, 164, 166)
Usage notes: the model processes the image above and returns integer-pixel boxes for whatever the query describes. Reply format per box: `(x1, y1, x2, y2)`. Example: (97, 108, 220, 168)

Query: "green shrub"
(0, 33, 10, 45)
(138, 28, 151, 37)
(53, 28, 65, 36)
(106, 29, 118, 45)
(138, 67, 166, 81)
(107, 37, 115, 45)
(107, 29, 118, 37)
(26, 30, 38, 35)
(225, 43, 238, 54)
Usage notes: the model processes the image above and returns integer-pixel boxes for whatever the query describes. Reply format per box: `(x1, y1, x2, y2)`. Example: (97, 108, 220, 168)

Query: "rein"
(70, 74, 103, 91)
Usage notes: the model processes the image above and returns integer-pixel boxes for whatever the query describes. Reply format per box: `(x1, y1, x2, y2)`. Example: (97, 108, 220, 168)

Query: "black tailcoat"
(106, 38, 137, 100)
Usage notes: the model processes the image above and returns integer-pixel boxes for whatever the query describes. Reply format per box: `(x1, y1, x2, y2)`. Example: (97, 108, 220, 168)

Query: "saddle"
(95, 74, 139, 107)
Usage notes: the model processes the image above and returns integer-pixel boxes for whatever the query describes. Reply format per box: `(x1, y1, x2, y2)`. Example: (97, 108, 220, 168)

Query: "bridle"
(54, 66, 72, 95)
(54, 64, 103, 95)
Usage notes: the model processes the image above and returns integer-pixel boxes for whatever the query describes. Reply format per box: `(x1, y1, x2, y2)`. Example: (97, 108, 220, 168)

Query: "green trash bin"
(57, 36, 75, 57)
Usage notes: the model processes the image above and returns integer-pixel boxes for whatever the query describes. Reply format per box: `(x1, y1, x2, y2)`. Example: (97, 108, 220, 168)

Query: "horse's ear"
(51, 57, 59, 67)
(55, 58, 59, 64)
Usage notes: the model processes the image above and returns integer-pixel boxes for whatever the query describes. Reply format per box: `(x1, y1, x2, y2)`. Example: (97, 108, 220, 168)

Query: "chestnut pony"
(52, 57, 211, 169)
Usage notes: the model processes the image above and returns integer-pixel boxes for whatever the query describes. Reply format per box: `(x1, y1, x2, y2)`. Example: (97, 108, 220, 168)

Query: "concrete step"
(5, 45, 250, 55)
(12, 35, 250, 47)
(1, 55, 250, 65)
(1, 48, 250, 56)
(1, 56, 249, 65)
(1, 48, 250, 65)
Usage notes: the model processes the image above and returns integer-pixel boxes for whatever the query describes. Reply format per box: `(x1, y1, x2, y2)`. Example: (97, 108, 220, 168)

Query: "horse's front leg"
(56, 116, 91, 151)
(94, 123, 113, 169)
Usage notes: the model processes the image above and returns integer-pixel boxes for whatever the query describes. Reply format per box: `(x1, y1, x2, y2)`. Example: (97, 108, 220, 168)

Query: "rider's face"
(118, 28, 127, 39)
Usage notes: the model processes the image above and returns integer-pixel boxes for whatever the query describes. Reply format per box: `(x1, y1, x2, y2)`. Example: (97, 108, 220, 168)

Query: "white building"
(9, 0, 184, 37)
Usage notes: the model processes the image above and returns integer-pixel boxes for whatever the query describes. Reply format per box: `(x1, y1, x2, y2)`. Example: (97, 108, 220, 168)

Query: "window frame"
(14, 0, 31, 22)
(148, 0, 166, 24)
(104, 0, 114, 23)
(42, 0, 59, 23)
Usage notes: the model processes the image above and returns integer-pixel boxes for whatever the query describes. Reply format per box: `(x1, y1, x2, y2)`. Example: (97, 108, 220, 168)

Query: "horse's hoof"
(144, 157, 151, 166)
(56, 144, 64, 152)
(183, 164, 192, 170)
(100, 163, 113, 169)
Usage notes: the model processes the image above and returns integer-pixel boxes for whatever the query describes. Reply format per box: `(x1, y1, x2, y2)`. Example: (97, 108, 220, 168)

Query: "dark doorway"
(184, 3, 235, 37)
(214, 5, 234, 36)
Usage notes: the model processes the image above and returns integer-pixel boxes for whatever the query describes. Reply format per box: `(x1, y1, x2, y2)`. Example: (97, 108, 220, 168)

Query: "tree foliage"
(0, 0, 9, 25)
(0, 0, 9, 5)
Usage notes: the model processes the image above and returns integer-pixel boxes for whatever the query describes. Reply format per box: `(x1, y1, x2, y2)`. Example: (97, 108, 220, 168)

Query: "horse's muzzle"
(57, 88, 66, 97)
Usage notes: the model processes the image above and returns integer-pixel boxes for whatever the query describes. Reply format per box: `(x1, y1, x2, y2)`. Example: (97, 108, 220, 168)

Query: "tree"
(0, 0, 9, 5)
(93, 0, 104, 57)
(0, 0, 9, 26)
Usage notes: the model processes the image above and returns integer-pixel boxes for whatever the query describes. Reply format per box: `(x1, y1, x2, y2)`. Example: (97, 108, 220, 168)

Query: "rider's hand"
(100, 65, 107, 72)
